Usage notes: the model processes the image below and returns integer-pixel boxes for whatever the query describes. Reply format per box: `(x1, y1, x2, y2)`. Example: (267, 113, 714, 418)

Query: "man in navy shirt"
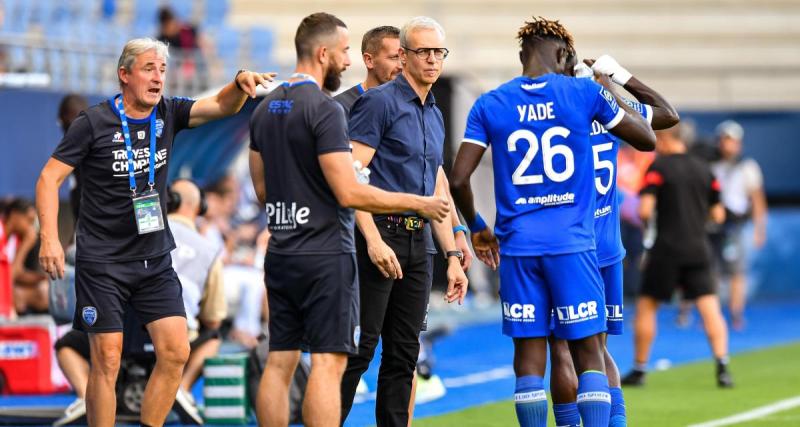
(36, 37, 275, 426)
(248, 13, 450, 427)
(339, 16, 469, 427)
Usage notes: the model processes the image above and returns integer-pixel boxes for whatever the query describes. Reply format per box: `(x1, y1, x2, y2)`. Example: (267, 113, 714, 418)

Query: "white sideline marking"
(442, 366, 515, 388)
(352, 365, 515, 404)
(688, 395, 800, 427)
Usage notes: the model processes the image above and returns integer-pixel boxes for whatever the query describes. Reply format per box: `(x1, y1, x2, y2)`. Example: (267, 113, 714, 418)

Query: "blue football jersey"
(463, 74, 624, 256)
(591, 99, 652, 267)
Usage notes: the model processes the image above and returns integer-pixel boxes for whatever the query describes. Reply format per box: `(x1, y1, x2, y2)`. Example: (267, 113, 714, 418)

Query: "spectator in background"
(157, 6, 207, 90)
(616, 143, 656, 297)
(201, 174, 239, 258)
(0, 199, 48, 315)
(622, 124, 733, 388)
(710, 120, 767, 330)
(166, 179, 226, 416)
(57, 94, 90, 222)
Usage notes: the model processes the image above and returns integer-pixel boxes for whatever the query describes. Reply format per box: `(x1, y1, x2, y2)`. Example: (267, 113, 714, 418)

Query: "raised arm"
(586, 57, 679, 131)
(36, 158, 74, 279)
(188, 70, 276, 128)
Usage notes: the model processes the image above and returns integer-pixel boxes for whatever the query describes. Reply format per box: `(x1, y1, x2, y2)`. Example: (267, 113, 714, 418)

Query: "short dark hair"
(2, 198, 34, 218)
(361, 26, 400, 54)
(295, 12, 347, 60)
(158, 7, 176, 25)
(58, 94, 88, 125)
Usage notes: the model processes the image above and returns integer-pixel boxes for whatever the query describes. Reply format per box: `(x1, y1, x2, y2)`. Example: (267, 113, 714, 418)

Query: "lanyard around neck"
(114, 95, 157, 196)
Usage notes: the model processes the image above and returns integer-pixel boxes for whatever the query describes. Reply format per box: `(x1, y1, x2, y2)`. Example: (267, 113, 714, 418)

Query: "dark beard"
(323, 68, 342, 92)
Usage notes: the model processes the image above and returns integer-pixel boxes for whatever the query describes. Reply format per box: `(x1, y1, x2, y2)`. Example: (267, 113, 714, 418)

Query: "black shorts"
(55, 329, 91, 360)
(55, 326, 220, 360)
(265, 252, 359, 354)
(73, 253, 186, 333)
(641, 253, 716, 302)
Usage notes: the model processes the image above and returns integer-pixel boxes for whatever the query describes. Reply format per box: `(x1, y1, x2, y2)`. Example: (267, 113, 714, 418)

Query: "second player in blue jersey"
(450, 17, 656, 427)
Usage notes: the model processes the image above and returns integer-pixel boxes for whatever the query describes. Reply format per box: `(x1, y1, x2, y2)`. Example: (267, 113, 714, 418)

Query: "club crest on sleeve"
(82, 306, 98, 326)
(353, 325, 361, 347)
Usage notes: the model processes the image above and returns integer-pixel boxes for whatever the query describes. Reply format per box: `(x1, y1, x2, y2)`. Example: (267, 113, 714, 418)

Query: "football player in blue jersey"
(546, 53, 679, 427)
(449, 17, 656, 427)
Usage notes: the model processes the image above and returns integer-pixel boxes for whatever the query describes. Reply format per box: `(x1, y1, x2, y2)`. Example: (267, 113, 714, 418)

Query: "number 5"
(593, 142, 614, 195)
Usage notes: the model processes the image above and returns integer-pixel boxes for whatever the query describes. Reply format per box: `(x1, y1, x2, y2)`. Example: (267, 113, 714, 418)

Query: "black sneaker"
(716, 363, 734, 388)
(621, 369, 646, 386)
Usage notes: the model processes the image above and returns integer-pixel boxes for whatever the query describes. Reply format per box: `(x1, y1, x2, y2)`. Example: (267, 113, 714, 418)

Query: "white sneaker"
(174, 388, 203, 425)
(53, 398, 86, 426)
(415, 374, 446, 404)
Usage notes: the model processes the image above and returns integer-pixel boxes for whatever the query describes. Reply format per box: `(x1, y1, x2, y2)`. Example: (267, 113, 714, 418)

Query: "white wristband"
(610, 68, 633, 86)
(591, 54, 633, 86)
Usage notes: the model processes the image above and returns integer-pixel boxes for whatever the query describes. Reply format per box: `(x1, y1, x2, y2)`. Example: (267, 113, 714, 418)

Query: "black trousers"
(340, 219, 433, 427)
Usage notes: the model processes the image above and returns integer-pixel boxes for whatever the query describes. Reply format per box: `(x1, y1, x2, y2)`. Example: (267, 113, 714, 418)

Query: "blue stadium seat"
(213, 26, 241, 77)
(202, 0, 229, 30)
(30, 0, 56, 27)
(133, 0, 159, 29)
(249, 26, 275, 71)
(46, 50, 64, 88)
(168, 0, 194, 22)
(5, 0, 32, 34)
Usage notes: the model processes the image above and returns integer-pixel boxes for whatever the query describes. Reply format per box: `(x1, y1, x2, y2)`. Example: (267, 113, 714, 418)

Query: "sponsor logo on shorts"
(555, 301, 599, 324)
(514, 192, 575, 206)
(595, 205, 612, 218)
(353, 325, 361, 347)
(82, 306, 98, 326)
(266, 201, 311, 231)
(503, 302, 535, 322)
(606, 304, 623, 322)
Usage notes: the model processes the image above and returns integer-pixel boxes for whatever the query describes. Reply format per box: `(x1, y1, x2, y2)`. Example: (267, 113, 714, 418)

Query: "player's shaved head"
(172, 179, 201, 211)
(295, 12, 347, 61)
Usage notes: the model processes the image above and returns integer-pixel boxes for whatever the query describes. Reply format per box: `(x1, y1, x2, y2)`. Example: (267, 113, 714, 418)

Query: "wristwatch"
(234, 69, 247, 91)
(445, 250, 464, 263)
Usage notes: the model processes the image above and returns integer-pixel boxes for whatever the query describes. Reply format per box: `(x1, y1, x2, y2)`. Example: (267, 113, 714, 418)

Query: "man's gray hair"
(400, 16, 445, 47)
(117, 38, 169, 84)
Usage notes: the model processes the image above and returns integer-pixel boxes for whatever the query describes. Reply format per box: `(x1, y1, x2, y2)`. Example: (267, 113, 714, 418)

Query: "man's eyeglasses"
(403, 46, 449, 60)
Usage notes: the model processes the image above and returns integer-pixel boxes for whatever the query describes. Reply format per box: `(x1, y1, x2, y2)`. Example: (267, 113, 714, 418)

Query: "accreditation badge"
(132, 190, 165, 234)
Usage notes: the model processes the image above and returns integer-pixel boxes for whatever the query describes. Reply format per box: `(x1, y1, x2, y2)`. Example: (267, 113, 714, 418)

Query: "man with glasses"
(339, 16, 468, 427)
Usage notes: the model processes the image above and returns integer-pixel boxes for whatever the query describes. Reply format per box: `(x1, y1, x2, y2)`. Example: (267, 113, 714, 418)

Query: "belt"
(385, 215, 425, 231)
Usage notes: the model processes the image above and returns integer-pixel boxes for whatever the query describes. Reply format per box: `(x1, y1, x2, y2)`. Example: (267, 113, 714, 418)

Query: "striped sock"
(577, 371, 611, 427)
(553, 402, 580, 427)
(609, 387, 627, 426)
(514, 375, 548, 427)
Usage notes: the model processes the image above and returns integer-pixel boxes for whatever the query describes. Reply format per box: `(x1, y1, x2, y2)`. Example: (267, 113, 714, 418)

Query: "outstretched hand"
(236, 71, 277, 98)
